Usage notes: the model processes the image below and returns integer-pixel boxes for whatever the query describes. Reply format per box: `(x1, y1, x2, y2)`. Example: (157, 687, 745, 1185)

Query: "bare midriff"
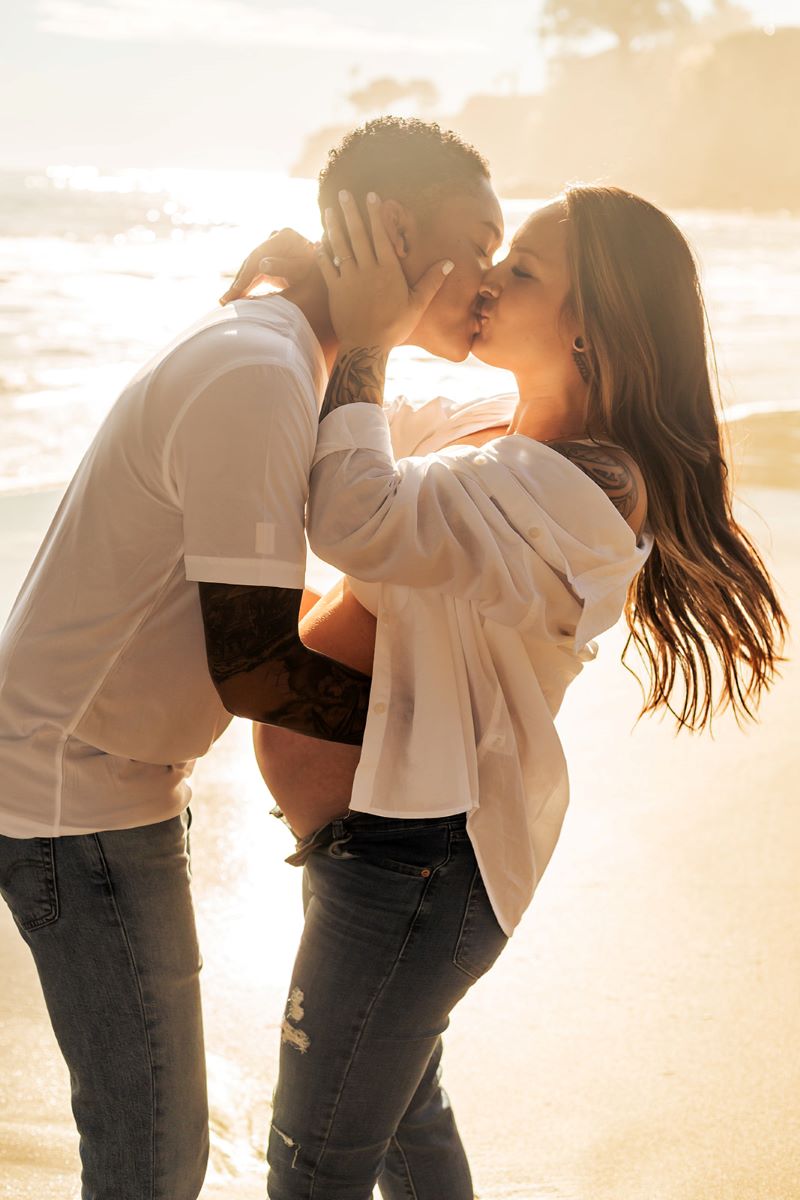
(253, 423, 511, 837)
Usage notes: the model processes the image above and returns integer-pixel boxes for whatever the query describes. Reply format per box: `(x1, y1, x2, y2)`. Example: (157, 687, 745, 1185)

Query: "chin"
(444, 328, 477, 362)
(410, 323, 473, 363)
(470, 336, 498, 366)
(471, 331, 513, 369)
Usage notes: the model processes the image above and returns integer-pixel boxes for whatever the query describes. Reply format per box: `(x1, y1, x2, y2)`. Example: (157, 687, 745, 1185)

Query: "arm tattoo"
(198, 582, 371, 744)
(319, 345, 388, 422)
(545, 441, 640, 520)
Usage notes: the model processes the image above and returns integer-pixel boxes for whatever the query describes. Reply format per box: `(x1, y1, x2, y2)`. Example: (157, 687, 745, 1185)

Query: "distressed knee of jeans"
(272, 1122, 301, 1169)
(281, 986, 310, 1053)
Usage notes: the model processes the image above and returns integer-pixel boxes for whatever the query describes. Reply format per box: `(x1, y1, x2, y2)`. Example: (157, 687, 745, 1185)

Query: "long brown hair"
(562, 184, 787, 730)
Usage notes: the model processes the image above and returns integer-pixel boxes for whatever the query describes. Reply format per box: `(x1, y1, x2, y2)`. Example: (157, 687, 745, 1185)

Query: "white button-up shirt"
(308, 403, 653, 935)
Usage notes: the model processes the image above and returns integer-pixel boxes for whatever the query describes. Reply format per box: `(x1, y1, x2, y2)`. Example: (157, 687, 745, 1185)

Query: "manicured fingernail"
(367, 192, 379, 204)
(339, 189, 350, 202)
(442, 260, 455, 275)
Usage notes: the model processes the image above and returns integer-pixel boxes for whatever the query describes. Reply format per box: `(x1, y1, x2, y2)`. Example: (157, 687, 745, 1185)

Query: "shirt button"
(528, 526, 541, 538)
(474, 454, 487, 465)
(373, 702, 387, 714)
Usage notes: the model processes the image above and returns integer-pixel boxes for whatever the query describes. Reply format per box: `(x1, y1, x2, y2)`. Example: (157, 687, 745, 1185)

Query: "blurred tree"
(346, 77, 440, 116)
(539, 0, 691, 54)
(700, 0, 752, 40)
(409, 79, 440, 110)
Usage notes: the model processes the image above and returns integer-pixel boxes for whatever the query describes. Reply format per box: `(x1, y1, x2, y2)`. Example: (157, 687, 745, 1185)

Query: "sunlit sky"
(1, 0, 796, 171)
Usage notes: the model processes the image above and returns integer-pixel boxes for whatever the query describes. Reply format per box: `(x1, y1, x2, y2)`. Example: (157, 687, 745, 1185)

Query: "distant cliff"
(292, 28, 800, 212)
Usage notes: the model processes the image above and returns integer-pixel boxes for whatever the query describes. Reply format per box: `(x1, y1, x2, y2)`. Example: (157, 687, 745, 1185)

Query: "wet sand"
(0, 420, 798, 1199)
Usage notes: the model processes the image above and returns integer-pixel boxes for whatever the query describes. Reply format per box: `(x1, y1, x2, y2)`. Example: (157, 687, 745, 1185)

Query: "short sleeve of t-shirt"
(168, 361, 317, 588)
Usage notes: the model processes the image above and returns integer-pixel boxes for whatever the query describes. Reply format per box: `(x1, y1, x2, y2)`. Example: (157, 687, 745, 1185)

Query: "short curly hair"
(319, 117, 490, 223)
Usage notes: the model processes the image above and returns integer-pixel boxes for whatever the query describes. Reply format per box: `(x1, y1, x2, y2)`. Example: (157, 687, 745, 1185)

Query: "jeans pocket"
(345, 817, 451, 878)
(0, 836, 59, 933)
(452, 867, 508, 981)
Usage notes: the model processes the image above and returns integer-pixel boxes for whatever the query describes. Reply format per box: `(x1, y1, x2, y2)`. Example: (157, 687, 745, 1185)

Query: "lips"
(472, 309, 489, 337)
(472, 304, 489, 332)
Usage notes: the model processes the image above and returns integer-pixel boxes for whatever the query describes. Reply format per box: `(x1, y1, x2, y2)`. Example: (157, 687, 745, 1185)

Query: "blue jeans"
(0, 811, 208, 1200)
(267, 811, 509, 1200)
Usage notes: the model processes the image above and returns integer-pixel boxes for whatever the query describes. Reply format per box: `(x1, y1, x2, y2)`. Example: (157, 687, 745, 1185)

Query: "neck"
(280, 266, 339, 372)
(507, 370, 590, 442)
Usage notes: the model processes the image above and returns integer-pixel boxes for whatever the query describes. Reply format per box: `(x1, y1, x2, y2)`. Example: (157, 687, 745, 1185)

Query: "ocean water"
(1, 164, 800, 495)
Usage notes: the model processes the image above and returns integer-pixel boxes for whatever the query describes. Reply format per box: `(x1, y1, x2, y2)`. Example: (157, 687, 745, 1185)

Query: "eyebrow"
(511, 243, 544, 260)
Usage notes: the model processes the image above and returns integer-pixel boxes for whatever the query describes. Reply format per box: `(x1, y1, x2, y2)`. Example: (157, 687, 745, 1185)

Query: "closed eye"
(474, 243, 493, 262)
(512, 266, 535, 279)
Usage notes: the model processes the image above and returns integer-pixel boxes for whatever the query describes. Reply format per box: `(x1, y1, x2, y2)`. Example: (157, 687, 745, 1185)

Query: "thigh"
(0, 813, 208, 1200)
(268, 818, 508, 1198)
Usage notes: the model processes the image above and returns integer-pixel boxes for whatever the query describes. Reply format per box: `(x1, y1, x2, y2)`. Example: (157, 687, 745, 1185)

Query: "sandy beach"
(0, 420, 797, 1200)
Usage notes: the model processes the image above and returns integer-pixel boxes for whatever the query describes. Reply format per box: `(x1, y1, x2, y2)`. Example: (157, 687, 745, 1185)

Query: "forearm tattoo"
(198, 582, 371, 744)
(546, 441, 640, 520)
(319, 345, 388, 422)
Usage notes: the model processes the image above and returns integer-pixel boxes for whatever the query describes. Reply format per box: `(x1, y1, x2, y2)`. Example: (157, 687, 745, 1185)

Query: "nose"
(478, 273, 501, 300)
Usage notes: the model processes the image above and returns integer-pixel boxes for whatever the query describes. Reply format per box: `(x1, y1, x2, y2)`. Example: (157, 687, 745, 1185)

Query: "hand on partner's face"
(396, 177, 504, 362)
(317, 191, 455, 353)
(217, 178, 504, 360)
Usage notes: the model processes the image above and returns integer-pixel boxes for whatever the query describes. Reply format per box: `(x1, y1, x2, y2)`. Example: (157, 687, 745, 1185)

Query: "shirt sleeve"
(168, 362, 316, 588)
(307, 403, 529, 614)
(384, 393, 450, 457)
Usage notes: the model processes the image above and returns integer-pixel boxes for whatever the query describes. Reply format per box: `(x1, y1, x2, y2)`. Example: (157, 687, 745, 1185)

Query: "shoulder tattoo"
(545, 441, 640, 520)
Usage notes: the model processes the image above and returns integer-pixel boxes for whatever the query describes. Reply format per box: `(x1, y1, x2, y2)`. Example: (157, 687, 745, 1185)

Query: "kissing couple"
(0, 116, 785, 1199)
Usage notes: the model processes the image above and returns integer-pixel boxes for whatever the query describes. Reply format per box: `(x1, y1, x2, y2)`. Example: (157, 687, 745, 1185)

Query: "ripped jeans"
(267, 811, 509, 1200)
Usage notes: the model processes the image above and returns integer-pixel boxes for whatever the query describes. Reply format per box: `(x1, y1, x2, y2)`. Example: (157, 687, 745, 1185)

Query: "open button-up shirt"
(308, 402, 653, 935)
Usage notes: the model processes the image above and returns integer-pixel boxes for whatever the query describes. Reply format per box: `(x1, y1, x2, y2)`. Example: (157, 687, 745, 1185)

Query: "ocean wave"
(0, 403, 796, 500)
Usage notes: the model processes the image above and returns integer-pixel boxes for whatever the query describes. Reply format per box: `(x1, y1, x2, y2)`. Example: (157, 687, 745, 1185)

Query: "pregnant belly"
(253, 578, 377, 837)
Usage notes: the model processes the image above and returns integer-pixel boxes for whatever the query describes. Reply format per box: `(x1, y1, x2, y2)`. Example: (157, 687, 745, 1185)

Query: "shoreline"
(0, 408, 797, 509)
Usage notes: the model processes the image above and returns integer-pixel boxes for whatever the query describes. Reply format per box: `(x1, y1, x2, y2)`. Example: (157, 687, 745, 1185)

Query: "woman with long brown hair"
(236, 185, 786, 1200)
(559, 186, 783, 730)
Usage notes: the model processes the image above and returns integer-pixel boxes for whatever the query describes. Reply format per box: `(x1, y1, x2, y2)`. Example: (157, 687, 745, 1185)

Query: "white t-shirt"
(0, 296, 326, 838)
